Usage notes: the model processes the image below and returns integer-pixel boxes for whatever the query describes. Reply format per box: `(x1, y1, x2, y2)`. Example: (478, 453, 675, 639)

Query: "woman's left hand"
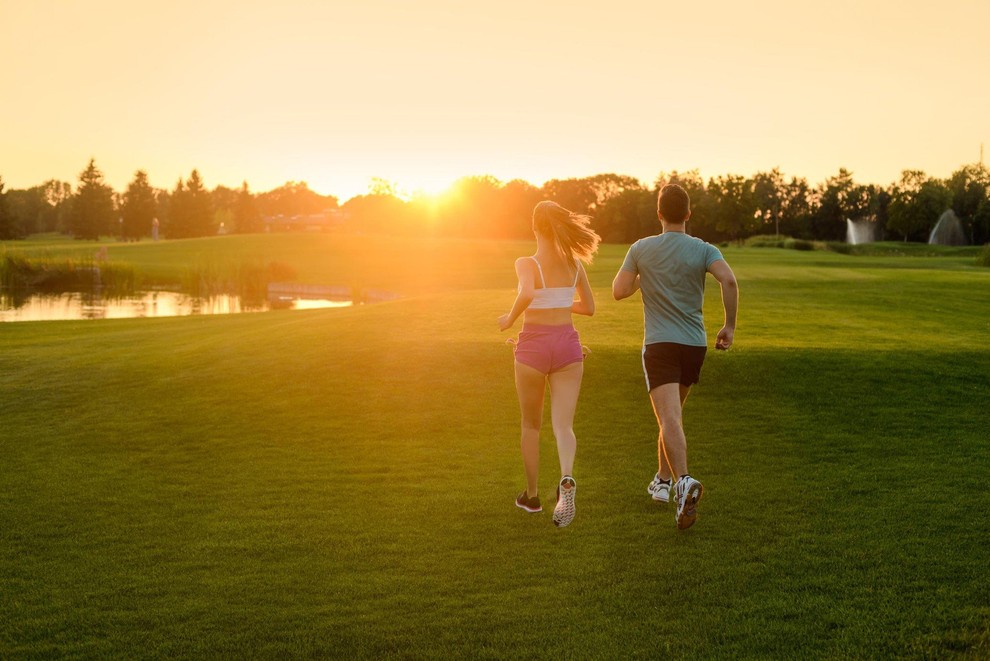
(497, 313, 512, 332)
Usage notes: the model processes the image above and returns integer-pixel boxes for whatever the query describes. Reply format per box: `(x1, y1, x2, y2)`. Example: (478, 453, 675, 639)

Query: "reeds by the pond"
(2, 249, 298, 301)
(182, 260, 297, 300)
(0, 251, 136, 293)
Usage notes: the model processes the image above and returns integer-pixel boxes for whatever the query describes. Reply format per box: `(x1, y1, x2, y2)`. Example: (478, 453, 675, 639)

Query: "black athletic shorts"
(642, 342, 707, 391)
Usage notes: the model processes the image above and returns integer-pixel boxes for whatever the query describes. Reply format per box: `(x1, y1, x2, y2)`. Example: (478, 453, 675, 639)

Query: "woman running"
(497, 200, 600, 527)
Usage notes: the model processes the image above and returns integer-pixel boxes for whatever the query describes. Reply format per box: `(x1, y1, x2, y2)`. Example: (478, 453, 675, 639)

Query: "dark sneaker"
(515, 491, 542, 513)
(552, 476, 576, 527)
(675, 476, 704, 530)
(647, 473, 672, 503)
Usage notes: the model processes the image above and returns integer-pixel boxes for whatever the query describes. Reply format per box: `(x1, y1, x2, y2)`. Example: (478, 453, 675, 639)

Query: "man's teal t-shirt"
(620, 232, 724, 347)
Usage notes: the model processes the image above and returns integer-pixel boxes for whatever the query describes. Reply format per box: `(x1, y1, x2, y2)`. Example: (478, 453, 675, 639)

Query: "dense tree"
(752, 168, 786, 237)
(541, 174, 642, 216)
(0, 176, 20, 239)
(4, 188, 43, 237)
(594, 187, 654, 243)
(947, 164, 990, 244)
(811, 169, 849, 241)
(256, 181, 338, 219)
(433, 175, 502, 237)
(780, 177, 813, 238)
(2, 181, 74, 236)
(809, 169, 878, 242)
(68, 159, 115, 240)
(341, 192, 410, 235)
(167, 170, 214, 238)
(653, 170, 718, 240)
(5, 161, 988, 245)
(494, 179, 543, 239)
(886, 170, 953, 242)
(233, 182, 263, 233)
(707, 174, 757, 243)
(120, 170, 157, 240)
(39, 180, 72, 233)
(209, 185, 239, 235)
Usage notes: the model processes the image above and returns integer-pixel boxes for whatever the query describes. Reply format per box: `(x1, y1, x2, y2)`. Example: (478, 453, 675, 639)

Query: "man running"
(612, 184, 738, 529)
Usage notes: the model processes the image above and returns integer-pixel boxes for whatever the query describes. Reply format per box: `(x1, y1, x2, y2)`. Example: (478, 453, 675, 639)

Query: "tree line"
(2, 159, 988, 245)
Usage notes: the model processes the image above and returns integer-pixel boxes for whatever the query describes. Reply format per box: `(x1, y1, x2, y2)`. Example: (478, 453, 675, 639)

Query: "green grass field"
(2, 234, 989, 658)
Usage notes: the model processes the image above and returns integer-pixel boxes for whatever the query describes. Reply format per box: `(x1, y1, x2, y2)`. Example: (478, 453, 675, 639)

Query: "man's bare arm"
(708, 260, 738, 349)
(612, 270, 640, 301)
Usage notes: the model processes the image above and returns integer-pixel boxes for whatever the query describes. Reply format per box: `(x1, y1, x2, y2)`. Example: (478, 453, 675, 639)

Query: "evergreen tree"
(165, 178, 186, 238)
(121, 170, 157, 241)
(69, 159, 114, 240)
(185, 170, 214, 237)
(233, 182, 262, 233)
(167, 170, 214, 238)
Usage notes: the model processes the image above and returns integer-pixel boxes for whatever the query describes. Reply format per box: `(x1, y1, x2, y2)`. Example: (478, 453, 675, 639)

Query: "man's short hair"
(658, 184, 690, 223)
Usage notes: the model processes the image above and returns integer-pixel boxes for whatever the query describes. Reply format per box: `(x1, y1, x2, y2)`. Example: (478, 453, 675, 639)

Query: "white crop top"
(522, 256, 579, 310)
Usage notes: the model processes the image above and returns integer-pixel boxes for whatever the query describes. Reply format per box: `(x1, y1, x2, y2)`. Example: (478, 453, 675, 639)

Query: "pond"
(0, 290, 356, 323)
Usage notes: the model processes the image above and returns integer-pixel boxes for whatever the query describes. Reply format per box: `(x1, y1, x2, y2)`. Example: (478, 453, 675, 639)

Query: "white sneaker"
(647, 473, 672, 503)
(553, 476, 576, 527)
(675, 475, 704, 530)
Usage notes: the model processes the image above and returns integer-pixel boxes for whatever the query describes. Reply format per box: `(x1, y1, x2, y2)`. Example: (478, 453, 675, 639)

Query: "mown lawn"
(2, 234, 988, 658)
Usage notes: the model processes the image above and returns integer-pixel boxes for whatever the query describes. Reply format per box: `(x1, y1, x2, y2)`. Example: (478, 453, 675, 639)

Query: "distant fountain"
(846, 217, 878, 245)
(928, 210, 967, 246)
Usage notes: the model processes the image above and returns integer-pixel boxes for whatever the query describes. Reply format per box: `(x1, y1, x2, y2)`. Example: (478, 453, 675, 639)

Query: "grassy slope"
(2, 236, 989, 658)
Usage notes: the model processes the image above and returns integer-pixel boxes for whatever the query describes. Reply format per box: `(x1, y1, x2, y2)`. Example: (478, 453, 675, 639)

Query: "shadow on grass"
(2, 336, 987, 658)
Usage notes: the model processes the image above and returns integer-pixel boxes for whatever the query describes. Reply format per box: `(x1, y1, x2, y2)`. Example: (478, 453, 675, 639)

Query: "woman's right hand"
(497, 313, 513, 332)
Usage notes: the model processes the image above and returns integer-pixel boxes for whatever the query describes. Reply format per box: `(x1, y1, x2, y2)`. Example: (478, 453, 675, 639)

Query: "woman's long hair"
(532, 201, 601, 264)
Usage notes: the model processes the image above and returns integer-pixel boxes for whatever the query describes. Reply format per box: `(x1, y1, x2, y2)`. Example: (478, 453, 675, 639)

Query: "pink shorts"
(513, 323, 583, 375)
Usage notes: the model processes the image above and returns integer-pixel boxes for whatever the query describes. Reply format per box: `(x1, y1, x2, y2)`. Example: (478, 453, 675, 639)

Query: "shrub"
(745, 234, 790, 248)
(826, 242, 854, 255)
(978, 243, 990, 267)
(785, 238, 816, 251)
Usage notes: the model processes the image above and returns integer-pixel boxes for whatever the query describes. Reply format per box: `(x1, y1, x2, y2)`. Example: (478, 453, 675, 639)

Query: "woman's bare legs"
(514, 361, 546, 498)
(548, 361, 582, 526)
(548, 361, 583, 479)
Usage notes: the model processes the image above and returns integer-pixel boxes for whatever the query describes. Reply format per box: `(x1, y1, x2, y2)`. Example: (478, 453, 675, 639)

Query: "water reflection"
(0, 290, 353, 323)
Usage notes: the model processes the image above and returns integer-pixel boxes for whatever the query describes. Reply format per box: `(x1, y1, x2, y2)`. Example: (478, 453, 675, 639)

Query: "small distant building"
(263, 210, 347, 233)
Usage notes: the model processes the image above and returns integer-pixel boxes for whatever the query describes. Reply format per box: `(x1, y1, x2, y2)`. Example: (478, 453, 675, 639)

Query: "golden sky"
(1, 0, 988, 201)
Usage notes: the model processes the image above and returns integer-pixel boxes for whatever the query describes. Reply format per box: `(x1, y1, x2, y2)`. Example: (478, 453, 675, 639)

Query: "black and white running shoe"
(647, 473, 672, 503)
(552, 476, 577, 527)
(675, 475, 703, 530)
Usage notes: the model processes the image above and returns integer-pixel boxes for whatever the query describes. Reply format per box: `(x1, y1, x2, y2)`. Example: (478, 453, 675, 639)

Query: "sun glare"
(402, 176, 457, 200)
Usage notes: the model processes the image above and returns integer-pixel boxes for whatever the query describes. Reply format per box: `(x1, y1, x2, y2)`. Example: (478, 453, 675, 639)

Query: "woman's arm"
(570, 262, 596, 316)
(497, 258, 535, 331)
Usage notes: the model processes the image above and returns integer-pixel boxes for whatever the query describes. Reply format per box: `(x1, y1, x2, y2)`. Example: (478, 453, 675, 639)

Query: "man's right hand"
(715, 326, 734, 350)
